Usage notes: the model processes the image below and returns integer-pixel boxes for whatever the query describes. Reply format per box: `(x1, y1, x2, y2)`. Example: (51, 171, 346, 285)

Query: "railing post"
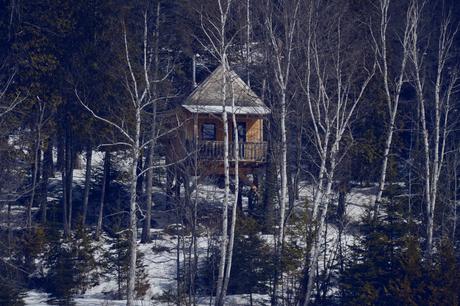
(194, 141, 267, 162)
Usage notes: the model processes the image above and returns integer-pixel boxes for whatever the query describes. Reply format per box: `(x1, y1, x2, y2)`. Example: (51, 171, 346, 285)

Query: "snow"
(25, 291, 270, 306)
(17, 149, 379, 305)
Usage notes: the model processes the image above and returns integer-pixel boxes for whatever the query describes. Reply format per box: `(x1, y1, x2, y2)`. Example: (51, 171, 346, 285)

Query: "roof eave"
(182, 105, 271, 115)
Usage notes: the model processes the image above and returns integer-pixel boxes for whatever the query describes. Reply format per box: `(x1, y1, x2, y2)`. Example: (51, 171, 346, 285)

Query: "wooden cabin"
(168, 65, 270, 181)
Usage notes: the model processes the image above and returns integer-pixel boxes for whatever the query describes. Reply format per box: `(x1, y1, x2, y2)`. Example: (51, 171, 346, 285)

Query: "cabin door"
(237, 122, 246, 159)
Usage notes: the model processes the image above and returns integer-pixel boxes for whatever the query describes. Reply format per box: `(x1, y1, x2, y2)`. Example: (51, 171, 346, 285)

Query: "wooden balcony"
(187, 140, 267, 162)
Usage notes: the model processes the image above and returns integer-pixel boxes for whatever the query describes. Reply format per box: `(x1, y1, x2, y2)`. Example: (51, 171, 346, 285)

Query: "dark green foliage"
(198, 217, 272, 296)
(227, 217, 273, 295)
(340, 197, 460, 306)
(101, 232, 149, 299)
(0, 227, 49, 306)
(424, 240, 460, 305)
(0, 277, 25, 306)
(43, 227, 99, 305)
(0, 256, 26, 306)
(44, 243, 78, 305)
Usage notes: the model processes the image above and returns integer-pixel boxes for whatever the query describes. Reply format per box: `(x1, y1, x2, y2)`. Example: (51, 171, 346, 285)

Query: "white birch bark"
(299, 12, 375, 303)
(127, 113, 140, 306)
(408, 1, 458, 258)
(373, 0, 411, 218)
(77, 11, 163, 304)
(215, 58, 230, 306)
(198, 1, 233, 304)
(222, 82, 239, 300)
(264, 2, 300, 301)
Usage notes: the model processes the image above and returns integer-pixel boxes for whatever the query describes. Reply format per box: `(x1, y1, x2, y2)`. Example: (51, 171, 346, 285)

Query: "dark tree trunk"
(27, 136, 41, 230)
(66, 137, 74, 232)
(56, 132, 65, 172)
(287, 157, 295, 210)
(74, 153, 83, 170)
(62, 121, 71, 238)
(62, 162, 70, 238)
(81, 145, 92, 226)
(141, 147, 153, 243)
(40, 139, 53, 224)
(95, 151, 110, 239)
(263, 148, 277, 231)
(136, 151, 144, 197)
(237, 182, 243, 212)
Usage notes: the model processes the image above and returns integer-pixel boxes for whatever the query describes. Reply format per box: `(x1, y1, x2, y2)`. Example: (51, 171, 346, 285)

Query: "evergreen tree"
(198, 217, 272, 298)
(43, 227, 99, 304)
(340, 198, 407, 305)
(101, 231, 149, 299)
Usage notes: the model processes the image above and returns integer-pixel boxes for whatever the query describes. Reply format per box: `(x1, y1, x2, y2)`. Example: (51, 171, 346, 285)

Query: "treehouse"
(168, 65, 270, 180)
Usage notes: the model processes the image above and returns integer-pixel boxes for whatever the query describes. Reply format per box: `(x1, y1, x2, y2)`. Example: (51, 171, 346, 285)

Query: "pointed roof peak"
(182, 65, 269, 115)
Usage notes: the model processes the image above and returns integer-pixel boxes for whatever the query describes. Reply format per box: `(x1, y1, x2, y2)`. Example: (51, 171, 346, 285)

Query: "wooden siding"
(182, 112, 263, 143)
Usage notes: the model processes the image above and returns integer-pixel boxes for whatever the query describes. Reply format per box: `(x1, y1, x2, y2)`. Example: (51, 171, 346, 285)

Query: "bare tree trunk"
(62, 122, 70, 238)
(246, 0, 251, 86)
(264, 2, 300, 301)
(66, 141, 74, 232)
(201, 1, 234, 304)
(215, 61, 230, 306)
(95, 151, 109, 240)
(408, 2, 458, 257)
(127, 146, 140, 306)
(303, 144, 338, 306)
(40, 138, 53, 223)
(27, 133, 41, 230)
(141, 1, 161, 243)
(296, 8, 375, 302)
(275, 90, 288, 302)
(27, 102, 46, 229)
(81, 145, 92, 226)
(57, 133, 64, 172)
(452, 152, 458, 240)
(222, 85, 240, 299)
(76, 8, 165, 305)
(141, 146, 154, 243)
(373, 0, 410, 219)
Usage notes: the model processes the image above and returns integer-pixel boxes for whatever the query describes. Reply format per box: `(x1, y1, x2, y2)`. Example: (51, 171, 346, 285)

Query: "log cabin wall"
(182, 111, 263, 142)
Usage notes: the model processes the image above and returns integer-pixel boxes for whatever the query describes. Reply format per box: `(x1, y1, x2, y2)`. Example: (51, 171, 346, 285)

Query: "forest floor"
(14, 154, 376, 305)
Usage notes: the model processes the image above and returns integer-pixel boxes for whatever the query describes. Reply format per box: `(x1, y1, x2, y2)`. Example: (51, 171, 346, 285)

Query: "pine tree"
(340, 197, 407, 305)
(101, 231, 149, 299)
(43, 227, 99, 304)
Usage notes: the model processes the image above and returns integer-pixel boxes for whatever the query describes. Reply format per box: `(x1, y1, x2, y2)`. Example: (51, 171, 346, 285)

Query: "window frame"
(201, 123, 216, 141)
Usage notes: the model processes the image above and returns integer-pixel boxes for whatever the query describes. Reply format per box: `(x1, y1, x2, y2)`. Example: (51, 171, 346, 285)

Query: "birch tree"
(221, 82, 239, 301)
(77, 9, 164, 304)
(210, 6, 230, 306)
(407, 1, 459, 258)
(297, 2, 375, 303)
(141, 0, 161, 244)
(372, 0, 412, 219)
(263, 1, 300, 302)
(198, 1, 242, 304)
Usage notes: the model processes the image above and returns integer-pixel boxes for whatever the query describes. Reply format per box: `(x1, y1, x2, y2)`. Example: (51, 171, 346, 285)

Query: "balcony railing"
(187, 140, 267, 162)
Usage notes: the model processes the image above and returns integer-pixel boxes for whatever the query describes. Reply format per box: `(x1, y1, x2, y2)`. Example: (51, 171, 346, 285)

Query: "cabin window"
(201, 123, 216, 140)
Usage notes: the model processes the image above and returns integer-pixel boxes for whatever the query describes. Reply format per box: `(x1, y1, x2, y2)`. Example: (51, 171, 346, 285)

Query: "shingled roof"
(182, 65, 270, 115)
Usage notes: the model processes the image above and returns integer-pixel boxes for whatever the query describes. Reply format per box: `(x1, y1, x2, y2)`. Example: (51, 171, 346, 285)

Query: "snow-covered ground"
(16, 153, 377, 305)
(25, 291, 270, 306)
